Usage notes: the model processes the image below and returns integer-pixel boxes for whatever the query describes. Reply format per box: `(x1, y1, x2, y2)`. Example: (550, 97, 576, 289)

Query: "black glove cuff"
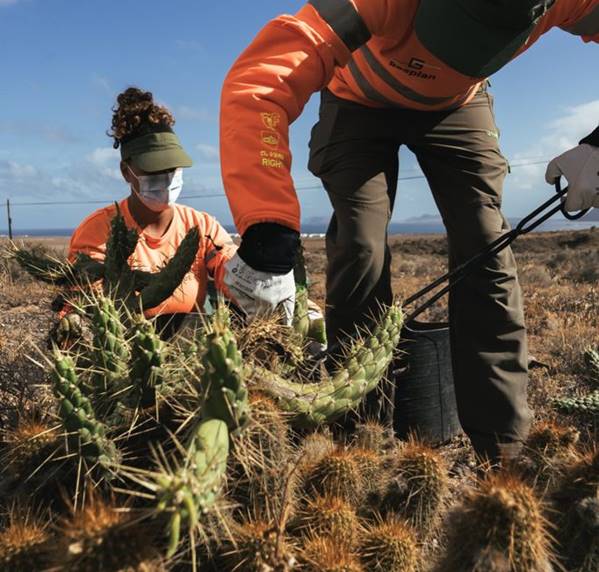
(238, 223, 300, 274)
(580, 125, 599, 147)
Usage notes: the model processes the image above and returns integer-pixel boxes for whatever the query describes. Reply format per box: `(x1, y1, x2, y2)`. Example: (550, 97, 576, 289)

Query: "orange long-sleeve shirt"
(220, 0, 599, 235)
(68, 199, 236, 317)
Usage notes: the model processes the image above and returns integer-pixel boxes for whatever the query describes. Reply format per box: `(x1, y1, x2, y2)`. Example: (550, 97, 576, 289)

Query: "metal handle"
(556, 177, 590, 221)
(403, 184, 575, 323)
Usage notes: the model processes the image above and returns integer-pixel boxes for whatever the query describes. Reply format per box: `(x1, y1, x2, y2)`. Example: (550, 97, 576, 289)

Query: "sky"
(0, 0, 598, 232)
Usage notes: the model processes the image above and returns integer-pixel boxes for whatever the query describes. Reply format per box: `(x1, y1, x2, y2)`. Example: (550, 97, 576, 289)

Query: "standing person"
(62, 87, 236, 335)
(220, 0, 599, 463)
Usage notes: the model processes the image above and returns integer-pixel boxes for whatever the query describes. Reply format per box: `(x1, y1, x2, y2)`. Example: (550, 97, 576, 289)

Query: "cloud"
(509, 99, 599, 191)
(196, 143, 220, 163)
(86, 147, 119, 166)
(1, 160, 38, 179)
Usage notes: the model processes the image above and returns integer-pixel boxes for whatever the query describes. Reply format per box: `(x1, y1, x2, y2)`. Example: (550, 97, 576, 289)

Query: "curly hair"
(108, 87, 175, 149)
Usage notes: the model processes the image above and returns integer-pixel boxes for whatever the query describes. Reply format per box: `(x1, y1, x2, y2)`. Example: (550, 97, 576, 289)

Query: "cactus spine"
(434, 473, 553, 572)
(301, 537, 363, 572)
(0, 506, 50, 572)
(295, 494, 360, 548)
(91, 296, 130, 396)
(359, 519, 420, 572)
(53, 494, 162, 572)
(550, 449, 599, 571)
(303, 448, 364, 506)
(382, 440, 449, 535)
(258, 304, 403, 427)
(156, 418, 230, 558)
(128, 316, 164, 407)
(51, 350, 117, 469)
(201, 308, 249, 432)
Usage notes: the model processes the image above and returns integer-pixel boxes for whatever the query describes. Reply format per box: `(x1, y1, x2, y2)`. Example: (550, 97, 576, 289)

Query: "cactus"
(201, 308, 250, 433)
(256, 304, 403, 428)
(221, 519, 296, 572)
(52, 493, 162, 572)
(91, 296, 130, 397)
(381, 440, 448, 536)
(550, 448, 599, 572)
(8, 207, 199, 313)
(553, 390, 599, 415)
(294, 494, 359, 548)
(303, 448, 363, 507)
(350, 447, 383, 493)
(228, 393, 292, 519)
(4, 244, 104, 286)
(1, 411, 59, 479)
(301, 536, 363, 572)
(523, 421, 579, 489)
(51, 349, 118, 470)
(584, 346, 599, 383)
(103, 205, 139, 302)
(359, 518, 420, 572)
(128, 315, 165, 407)
(154, 418, 230, 558)
(0, 505, 51, 572)
(237, 314, 304, 373)
(434, 473, 554, 572)
(353, 420, 392, 453)
(138, 225, 200, 311)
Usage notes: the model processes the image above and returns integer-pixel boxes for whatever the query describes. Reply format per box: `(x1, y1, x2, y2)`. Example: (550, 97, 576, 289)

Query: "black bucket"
(393, 321, 462, 444)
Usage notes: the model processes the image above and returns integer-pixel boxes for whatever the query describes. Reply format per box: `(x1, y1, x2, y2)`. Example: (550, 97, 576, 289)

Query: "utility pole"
(6, 198, 12, 240)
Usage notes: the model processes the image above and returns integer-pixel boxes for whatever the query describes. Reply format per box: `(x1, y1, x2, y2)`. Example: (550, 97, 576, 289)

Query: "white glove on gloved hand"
(224, 253, 295, 324)
(545, 144, 599, 212)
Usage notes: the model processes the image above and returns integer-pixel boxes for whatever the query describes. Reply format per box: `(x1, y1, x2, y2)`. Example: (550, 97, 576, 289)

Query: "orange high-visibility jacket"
(221, 0, 599, 235)
(68, 200, 236, 317)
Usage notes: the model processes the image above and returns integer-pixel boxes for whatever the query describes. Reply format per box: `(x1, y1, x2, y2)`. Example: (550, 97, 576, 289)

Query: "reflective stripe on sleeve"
(308, 0, 371, 52)
(564, 4, 599, 36)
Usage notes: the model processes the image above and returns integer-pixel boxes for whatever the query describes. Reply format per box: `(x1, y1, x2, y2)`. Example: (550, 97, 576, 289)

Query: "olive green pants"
(308, 88, 532, 459)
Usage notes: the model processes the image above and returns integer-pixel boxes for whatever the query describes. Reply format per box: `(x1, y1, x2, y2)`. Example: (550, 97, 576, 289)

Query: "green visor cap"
(415, 0, 555, 78)
(120, 131, 193, 173)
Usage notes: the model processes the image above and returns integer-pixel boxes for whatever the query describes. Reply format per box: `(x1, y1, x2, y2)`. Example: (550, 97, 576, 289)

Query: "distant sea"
(0, 218, 596, 238)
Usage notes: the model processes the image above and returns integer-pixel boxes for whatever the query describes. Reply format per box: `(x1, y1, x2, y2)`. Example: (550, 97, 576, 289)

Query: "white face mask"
(128, 166, 183, 212)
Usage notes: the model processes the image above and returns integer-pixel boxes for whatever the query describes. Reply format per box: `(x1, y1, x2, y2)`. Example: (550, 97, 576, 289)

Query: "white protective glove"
(224, 253, 295, 324)
(545, 144, 599, 212)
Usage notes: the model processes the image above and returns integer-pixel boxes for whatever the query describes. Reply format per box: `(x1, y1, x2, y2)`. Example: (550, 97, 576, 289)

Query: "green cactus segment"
(156, 418, 230, 558)
(10, 246, 104, 286)
(91, 297, 130, 395)
(294, 285, 310, 341)
(258, 304, 403, 428)
(201, 311, 250, 432)
(103, 205, 139, 294)
(128, 317, 164, 407)
(51, 350, 117, 468)
(584, 347, 599, 383)
(139, 226, 200, 311)
(554, 391, 599, 415)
